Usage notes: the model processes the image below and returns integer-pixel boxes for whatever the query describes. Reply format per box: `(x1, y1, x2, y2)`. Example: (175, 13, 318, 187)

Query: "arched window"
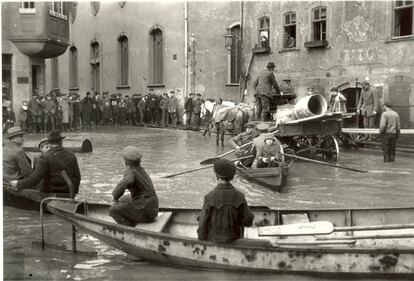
(312, 6, 327, 41)
(149, 28, 164, 85)
(227, 25, 241, 84)
(69, 46, 78, 89)
(90, 41, 100, 93)
(283, 12, 296, 48)
(118, 35, 129, 86)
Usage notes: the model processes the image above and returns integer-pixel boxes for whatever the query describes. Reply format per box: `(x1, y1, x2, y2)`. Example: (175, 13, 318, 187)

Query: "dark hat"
(125, 95, 129, 98)
(189, 93, 194, 97)
(384, 101, 393, 108)
(196, 93, 201, 96)
(330, 87, 338, 92)
(122, 146, 142, 161)
(256, 123, 269, 131)
(7, 126, 25, 139)
(214, 159, 236, 180)
(245, 123, 255, 129)
(47, 131, 66, 142)
(266, 62, 275, 69)
(86, 92, 91, 96)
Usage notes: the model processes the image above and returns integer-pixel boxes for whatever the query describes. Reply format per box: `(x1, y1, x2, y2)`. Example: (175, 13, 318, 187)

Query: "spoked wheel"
(293, 136, 313, 157)
(320, 135, 339, 161)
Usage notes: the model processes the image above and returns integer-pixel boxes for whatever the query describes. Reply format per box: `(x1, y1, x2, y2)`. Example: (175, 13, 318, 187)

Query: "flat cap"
(245, 123, 255, 129)
(122, 146, 143, 161)
(7, 126, 25, 139)
(214, 159, 236, 180)
(256, 123, 269, 131)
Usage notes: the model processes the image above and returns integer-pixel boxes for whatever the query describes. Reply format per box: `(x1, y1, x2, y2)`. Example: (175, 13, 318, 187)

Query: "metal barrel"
(293, 94, 327, 119)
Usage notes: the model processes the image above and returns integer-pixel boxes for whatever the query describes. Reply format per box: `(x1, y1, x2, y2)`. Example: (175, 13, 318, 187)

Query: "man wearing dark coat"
(9, 131, 81, 195)
(357, 81, 379, 140)
(184, 93, 194, 128)
(379, 102, 401, 162)
(109, 146, 159, 227)
(192, 93, 203, 129)
(81, 92, 94, 129)
(197, 159, 254, 243)
(253, 62, 280, 121)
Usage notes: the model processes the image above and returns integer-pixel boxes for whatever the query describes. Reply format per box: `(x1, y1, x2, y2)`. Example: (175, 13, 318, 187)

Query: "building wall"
(243, 1, 414, 128)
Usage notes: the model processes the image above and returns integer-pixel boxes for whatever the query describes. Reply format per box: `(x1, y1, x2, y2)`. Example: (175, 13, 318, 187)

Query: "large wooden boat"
(236, 164, 289, 192)
(45, 200, 414, 277)
(4, 189, 70, 211)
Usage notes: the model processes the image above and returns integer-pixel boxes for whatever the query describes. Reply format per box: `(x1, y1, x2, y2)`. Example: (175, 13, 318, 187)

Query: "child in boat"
(256, 136, 282, 168)
(109, 146, 159, 227)
(197, 159, 254, 243)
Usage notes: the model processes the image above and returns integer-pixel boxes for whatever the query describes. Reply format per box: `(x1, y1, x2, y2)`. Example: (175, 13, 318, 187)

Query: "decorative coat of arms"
(91, 2, 100, 16)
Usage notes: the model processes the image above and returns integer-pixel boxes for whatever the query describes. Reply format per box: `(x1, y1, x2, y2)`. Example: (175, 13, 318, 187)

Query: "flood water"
(3, 126, 414, 280)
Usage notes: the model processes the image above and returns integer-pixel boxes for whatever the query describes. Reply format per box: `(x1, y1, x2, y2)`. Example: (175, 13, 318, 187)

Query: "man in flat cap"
(229, 123, 258, 167)
(9, 131, 81, 196)
(253, 62, 281, 121)
(197, 159, 254, 243)
(109, 146, 159, 226)
(379, 102, 401, 162)
(3, 127, 32, 188)
(357, 81, 379, 140)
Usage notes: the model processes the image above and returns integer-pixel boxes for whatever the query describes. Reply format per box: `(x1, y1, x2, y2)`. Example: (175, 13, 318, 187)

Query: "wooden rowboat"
(236, 165, 289, 192)
(4, 189, 70, 211)
(45, 200, 414, 276)
(23, 138, 93, 153)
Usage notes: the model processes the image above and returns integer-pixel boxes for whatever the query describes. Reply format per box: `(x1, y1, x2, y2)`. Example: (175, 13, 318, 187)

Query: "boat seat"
(282, 213, 310, 224)
(135, 211, 173, 232)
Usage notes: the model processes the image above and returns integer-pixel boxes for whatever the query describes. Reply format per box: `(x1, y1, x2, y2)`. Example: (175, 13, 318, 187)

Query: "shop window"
(149, 28, 164, 85)
(284, 12, 296, 48)
(312, 6, 327, 41)
(393, 1, 413, 37)
(258, 17, 270, 47)
(118, 35, 129, 86)
(69, 46, 78, 89)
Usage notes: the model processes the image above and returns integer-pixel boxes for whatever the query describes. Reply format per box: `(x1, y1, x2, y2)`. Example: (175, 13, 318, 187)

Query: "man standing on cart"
(253, 62, 281, 121)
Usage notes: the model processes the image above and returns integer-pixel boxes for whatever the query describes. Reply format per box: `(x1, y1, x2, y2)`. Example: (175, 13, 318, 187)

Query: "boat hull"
(46, 202, 414, 276)
(236, 165, 288, 192)
(4, 189, 70, 211)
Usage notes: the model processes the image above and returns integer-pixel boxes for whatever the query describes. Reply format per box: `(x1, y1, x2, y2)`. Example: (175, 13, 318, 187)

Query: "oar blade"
(200, 158, 220, 165)
(258, 221, 334, 236)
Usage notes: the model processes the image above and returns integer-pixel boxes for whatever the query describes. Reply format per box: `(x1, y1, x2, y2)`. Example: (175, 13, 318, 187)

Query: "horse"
(203, 100, 252, 147)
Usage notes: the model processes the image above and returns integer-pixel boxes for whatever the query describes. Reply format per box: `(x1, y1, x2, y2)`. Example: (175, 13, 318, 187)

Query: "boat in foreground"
(46, 200, 414, 277)
(4, 189, 70, 211)
(236, 164, 289, 192)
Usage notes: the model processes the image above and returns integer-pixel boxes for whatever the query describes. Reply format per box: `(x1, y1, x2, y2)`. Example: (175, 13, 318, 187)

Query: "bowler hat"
(7, 126, 25, 139)
(266, 62, 275, 69)
(47, 131, 66, 142)
(122, 146, 143, 161)
(256, 123, 269, 131)
(214, 159, 236, 180)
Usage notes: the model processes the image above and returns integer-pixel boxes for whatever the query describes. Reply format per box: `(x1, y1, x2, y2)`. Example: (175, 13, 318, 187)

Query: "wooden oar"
(282, 153, 368, 173)
(258, 221, 334, 236)
(163, 155, 253, 178)
(200, 129, 280, 165)
(200, 141, 254, 165)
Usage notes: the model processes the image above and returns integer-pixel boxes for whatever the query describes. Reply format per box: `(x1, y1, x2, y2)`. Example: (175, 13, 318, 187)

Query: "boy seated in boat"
(256, 136, 282, 168)
(197, 159, 254, 243)
(228, 123, 257, 168)
(109, 146, 159, 227)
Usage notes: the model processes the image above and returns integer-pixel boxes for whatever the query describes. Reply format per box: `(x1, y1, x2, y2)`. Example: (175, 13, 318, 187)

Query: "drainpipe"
(240, 1, 244, 102)
(184, 1, 188, 97)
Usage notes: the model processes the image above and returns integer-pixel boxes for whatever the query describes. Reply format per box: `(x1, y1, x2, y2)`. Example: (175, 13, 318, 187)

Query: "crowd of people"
(2, 89, 208, 134)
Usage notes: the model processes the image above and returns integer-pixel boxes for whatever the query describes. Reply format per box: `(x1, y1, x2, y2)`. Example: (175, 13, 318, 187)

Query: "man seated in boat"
(32, 138, 50, 170)
(9, 131, 81, 195)
(3, 126, 32, 188)
(109, 146, 159, 227)
(228, 123, 257, 168)
(197, 159, 254, 243)
(256, 136, 282, 168)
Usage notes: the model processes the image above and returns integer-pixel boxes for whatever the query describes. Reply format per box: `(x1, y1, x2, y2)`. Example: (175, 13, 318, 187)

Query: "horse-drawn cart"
(273, 112, 343, 162)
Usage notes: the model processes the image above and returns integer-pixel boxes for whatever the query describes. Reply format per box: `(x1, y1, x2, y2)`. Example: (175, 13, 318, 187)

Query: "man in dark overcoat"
(357, 81, 379, 140)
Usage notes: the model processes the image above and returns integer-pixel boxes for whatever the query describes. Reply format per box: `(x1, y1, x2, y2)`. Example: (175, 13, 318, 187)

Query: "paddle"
(163, 155, 253, 178)
(258, 221, 334, 236)
(200, 129, 280, 165)
(282, 153, 368, 173)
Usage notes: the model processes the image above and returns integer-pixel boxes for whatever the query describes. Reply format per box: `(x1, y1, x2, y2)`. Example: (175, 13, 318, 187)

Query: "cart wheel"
(293, 136, 312, 156)
(321, 136, 339, 161)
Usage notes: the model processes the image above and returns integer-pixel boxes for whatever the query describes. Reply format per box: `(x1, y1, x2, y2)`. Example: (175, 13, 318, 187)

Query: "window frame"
(19, 2, 36, 14)
(226, 24, 241, 85)
(49, 1, 67, 20)
(148, 27, 164, 87)
(258, 16, 270, 48)
(392, 0, 414, 38)
(90, 41, 101, 93)
(283, 11, 297, 49)
(311, 6, 327, 41)
(51, 57, 59, 91)
(118, 35, 130, 87)
(69, 46, 78, 90)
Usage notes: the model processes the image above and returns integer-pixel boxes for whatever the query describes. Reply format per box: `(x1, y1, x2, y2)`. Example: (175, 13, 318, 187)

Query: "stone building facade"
(242, 1, 414, 128)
